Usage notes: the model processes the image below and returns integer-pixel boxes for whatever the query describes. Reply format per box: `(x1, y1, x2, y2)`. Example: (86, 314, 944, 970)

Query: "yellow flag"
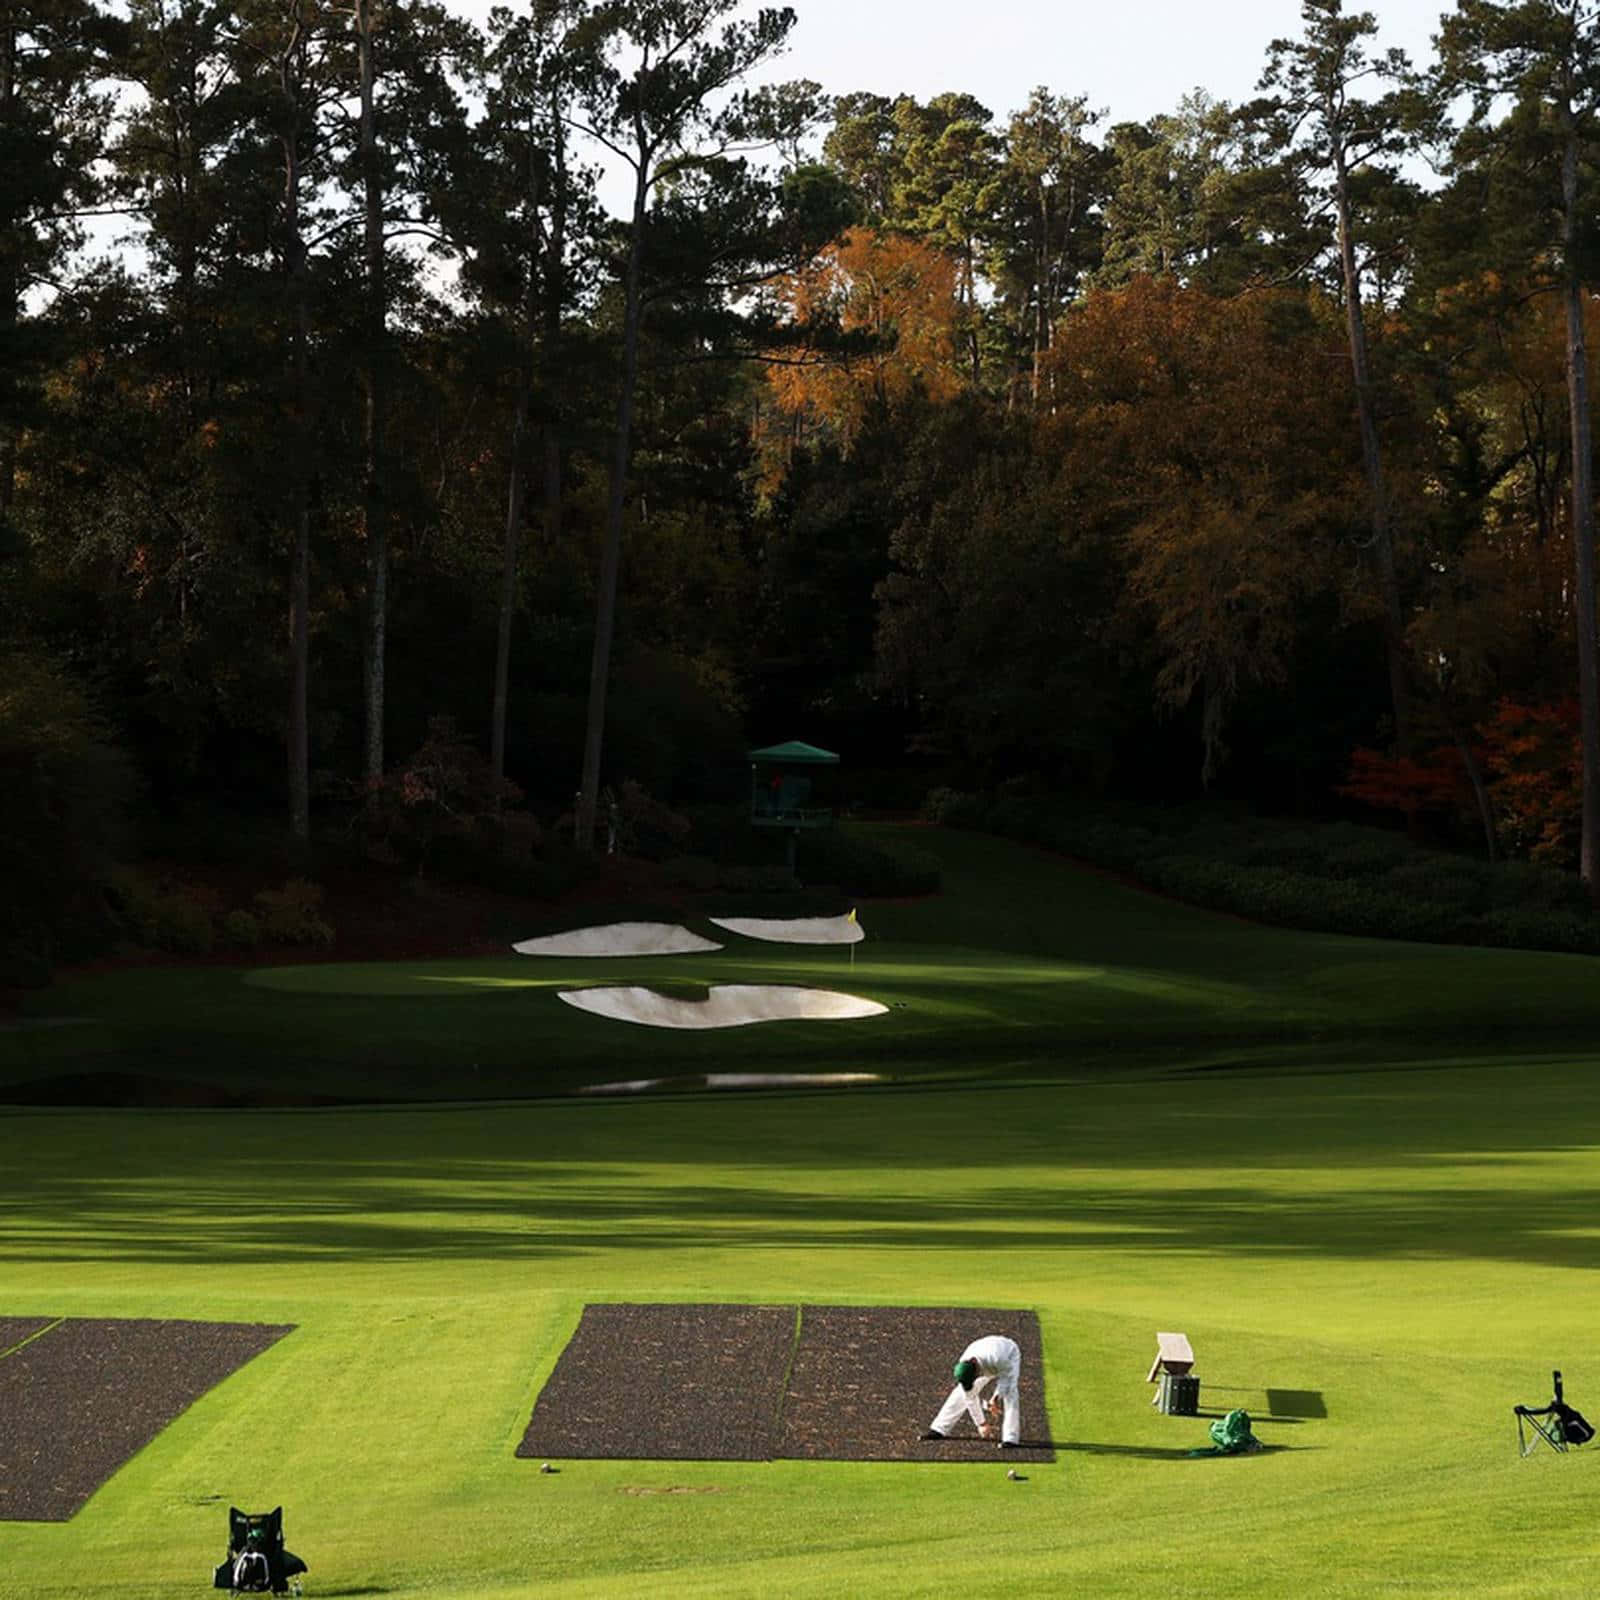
(846, 907, 858, 923)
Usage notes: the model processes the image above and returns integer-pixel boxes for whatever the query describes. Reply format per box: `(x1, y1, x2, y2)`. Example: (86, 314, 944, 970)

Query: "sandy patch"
(707, 914, 864, 945)
(579, 1071, 884, 1095)
(513, 922, 722, 957)
(557, 984, 888, 1029)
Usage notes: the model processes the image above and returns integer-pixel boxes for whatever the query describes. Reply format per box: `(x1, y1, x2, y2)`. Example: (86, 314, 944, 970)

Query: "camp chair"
(212, 1506, 307, 1596)
(1514, 1370, 1595, 1457)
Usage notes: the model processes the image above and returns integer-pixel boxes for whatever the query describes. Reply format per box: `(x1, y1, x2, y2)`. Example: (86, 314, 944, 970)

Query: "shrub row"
(105, 869, 336, 955)
(924, 789, 1599, 956)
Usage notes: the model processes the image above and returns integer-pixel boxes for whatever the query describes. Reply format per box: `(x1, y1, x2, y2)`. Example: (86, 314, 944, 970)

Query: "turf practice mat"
(516, 1303, 798, 1462)
(780, 1305, 1054, 1462)
(519, 1303, 1052, 1463)
(0, 1317, 295, 1521)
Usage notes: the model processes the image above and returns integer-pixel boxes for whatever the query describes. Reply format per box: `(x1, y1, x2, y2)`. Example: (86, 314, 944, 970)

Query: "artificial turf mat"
(516, 1303, 797, 1462)
(518, 1303, 1052, 1463)
(0, 1317, 294, 1521)
(779, 1305, 1053, 1462)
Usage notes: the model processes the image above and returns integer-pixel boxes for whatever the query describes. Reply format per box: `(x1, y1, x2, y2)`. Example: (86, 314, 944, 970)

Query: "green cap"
(953, 1358, 978, 1390)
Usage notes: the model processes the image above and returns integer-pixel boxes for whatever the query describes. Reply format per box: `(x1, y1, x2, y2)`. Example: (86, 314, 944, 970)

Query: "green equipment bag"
(1188, 1408, 1260, 1457)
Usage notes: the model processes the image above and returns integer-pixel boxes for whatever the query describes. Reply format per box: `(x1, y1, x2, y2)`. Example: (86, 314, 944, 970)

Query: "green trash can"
(1158, 1372, 1200, 1415)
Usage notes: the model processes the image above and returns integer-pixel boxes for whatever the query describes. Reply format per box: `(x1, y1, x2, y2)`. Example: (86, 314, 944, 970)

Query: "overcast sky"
(732, 0, 1448, 125)
(448, 0, 1454, 213)
(456, 0, 1451, 131)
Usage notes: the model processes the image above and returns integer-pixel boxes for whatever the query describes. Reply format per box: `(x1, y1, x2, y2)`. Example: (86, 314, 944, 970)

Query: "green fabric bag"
(1188, 1408, 1259, 1457)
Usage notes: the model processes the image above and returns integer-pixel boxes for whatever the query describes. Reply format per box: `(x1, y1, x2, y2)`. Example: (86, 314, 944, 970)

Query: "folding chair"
(1514, 1370, 1595, 1457)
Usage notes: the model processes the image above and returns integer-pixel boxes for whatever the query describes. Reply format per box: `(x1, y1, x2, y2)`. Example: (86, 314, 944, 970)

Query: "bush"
(661, 856, 800, 894)
(0, 652, 134, 977)
(922, 787, 987, 828)
(1467, 907, 1600, 955)
(1381, 855, 1492, 915)
(1487, 859, 1591, 914)
(222, 909, 262, 950)
(940, 792, 1600, 955)
(105, 866, 215, 954)
(253, 879, 335, 948)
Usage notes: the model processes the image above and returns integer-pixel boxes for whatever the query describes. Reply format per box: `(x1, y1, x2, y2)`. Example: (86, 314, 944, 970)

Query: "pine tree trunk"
(282, 8, 311, 843)
(1333, 142, 1412, 760)
(576, 156, 647, 852)
(357, 0, 387, 798)
(490, 391, 525, 790)
(1561, 94, 1600, 897)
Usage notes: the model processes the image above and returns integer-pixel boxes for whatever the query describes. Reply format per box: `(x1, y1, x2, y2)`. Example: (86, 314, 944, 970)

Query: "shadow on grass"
(3, 1149, 1600, 1270)
(1056, 1440, 1297, 1459)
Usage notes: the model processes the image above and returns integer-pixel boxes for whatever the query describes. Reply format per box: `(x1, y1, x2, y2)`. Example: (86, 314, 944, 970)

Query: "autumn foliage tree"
(1040, 276, 1358, 781)
(762, 229, 964, 468)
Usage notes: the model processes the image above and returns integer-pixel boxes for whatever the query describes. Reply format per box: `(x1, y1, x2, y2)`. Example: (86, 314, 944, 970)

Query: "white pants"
(931, 1371, 1021, 1444)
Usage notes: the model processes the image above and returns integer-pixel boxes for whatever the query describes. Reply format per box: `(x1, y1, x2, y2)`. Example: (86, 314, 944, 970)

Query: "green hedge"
(930, 791, 1600, 956)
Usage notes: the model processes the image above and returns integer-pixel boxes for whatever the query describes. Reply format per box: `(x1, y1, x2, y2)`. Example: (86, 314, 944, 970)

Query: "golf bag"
(212, 1506, 308, 1596)
(1514, 1370, 1594, 1456)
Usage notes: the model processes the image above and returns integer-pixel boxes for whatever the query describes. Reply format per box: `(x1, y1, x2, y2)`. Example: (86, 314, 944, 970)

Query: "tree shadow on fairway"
(5, 1151, 1600, 1271)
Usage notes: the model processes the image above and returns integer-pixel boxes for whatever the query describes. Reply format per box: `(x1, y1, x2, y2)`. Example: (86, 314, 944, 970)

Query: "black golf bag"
(212, 1506, 308, 1595)
(1515, 1370, 1594, 1455)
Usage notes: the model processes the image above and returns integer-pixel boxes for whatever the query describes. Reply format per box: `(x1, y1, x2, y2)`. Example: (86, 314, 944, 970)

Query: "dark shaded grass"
(0, 1318, 294, 1521)
(780, 1306, 1053, 1463)
(516, 1304, 797, 1462)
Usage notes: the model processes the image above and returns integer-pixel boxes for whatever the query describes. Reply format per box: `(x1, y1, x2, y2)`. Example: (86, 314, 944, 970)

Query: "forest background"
(8, 0, 1600, 982)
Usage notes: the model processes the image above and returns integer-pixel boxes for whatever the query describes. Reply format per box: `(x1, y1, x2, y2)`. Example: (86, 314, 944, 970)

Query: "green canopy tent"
(749, 740, 838, 872)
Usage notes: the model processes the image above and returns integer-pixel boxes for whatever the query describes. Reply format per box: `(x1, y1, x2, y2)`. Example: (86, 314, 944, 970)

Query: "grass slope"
(3, 1063, 1598, 1597)
(3, 830, 1599, 1595)
(8, 825, 1600, 1098)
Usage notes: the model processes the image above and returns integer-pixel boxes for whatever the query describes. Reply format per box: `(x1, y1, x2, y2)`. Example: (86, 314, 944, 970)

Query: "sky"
(725, 0, 1450, 125)
(457, 0, 1452, 133)
(450, 0, 1456, 214)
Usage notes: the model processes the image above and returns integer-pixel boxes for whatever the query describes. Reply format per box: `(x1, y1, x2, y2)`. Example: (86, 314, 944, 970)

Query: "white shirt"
(955, 1335, 1021, 1428)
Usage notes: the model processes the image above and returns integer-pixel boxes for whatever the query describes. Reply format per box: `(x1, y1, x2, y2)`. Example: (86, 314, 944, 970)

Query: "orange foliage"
(1338, 745, 1470, 817)
(1040, 276, 1356, 779)
(763, 230, 964, 451)
(1478, 697, 1582, 866)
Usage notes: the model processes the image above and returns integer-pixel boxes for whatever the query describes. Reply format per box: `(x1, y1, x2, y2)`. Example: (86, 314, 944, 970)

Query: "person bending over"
(920, 1334, 1022, 1447)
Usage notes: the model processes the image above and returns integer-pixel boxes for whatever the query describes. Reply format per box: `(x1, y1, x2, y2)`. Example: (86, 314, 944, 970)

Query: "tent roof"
(748, 740, 839, 764)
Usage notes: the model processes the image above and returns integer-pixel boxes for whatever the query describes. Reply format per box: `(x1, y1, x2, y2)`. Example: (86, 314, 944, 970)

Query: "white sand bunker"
(707, 913, 865, 945)
(512, 921, 722, 957)
(557, 984, 887, 1029)
(581, 1071, 884, 1095)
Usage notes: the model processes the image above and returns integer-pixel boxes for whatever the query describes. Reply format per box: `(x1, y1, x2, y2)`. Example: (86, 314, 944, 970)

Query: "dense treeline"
(7, 0, 1600, 976)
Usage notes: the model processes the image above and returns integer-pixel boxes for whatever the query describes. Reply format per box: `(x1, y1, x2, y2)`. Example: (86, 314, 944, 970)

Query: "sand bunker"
(513, 922, 722, 957)
(557, 984, 887, 1029)
(707, 914, 864, 945)
(579, 1071, 884, 1095)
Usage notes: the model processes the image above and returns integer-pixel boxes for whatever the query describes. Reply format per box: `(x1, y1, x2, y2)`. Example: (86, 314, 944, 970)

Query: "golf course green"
(4, 825, 1599, 1596)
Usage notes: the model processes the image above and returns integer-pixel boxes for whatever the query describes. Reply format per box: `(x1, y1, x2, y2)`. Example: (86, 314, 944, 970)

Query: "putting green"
(14, 826, 1600, 1105)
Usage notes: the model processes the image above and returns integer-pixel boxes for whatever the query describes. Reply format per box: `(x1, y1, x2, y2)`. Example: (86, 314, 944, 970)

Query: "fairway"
(5, 832, 1600, 1596)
